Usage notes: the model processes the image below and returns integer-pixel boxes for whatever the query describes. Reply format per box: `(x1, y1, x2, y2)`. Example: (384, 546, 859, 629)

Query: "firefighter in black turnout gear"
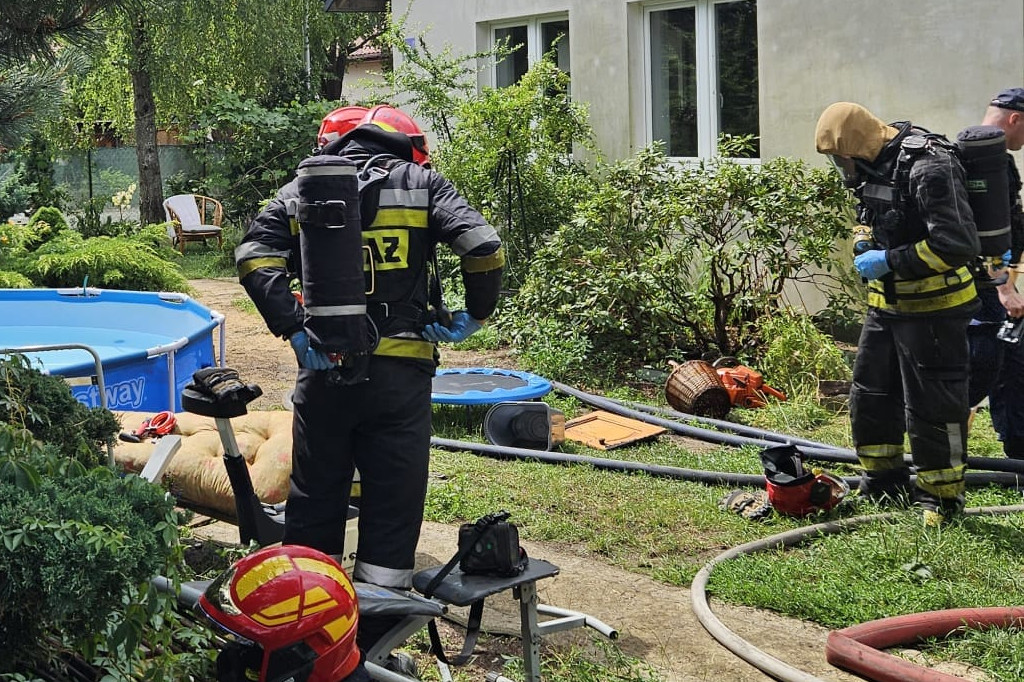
(967, 89, 1024, 460)
(815, 102, 981, 526)
(236, 107, 504, 647)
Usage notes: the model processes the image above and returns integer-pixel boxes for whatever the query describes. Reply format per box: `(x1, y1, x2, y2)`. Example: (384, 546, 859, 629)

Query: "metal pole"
(1, 343, 113, 466)
(517, 582, 542, 682)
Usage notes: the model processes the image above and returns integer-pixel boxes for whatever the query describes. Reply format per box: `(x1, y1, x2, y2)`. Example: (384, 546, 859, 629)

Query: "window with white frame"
(646, 0, 758, 158)
(491, 15, 570, 88)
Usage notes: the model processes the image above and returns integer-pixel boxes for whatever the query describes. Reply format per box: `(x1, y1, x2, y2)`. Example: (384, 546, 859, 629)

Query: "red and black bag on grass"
(760, 444, 849, 516)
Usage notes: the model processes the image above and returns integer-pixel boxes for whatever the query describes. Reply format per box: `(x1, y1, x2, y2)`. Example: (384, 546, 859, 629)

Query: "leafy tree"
(51, 0, 385, 224)
(436, 59, 596, 288)
(176, 96, 336, 221)
(371, 26, 595, 287)
(0, 0, 130, 150)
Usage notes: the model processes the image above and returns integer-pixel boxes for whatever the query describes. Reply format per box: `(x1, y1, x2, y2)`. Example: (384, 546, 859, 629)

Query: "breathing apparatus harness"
(355, 153, 451, 338)
(852, 122, 1012, 305)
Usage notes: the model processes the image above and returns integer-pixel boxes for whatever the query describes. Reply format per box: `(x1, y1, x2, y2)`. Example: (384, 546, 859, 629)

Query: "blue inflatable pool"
(0, 288, 225, 412)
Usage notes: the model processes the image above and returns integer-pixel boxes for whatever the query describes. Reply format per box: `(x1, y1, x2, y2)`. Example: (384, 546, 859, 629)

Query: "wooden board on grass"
(564, 410, 666, 450)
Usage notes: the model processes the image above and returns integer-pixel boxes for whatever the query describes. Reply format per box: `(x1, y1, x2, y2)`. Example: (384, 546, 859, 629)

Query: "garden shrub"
(511, 316, 594, 384)
(0, 360, 202, 679)
(27, 230, 189, 292)
(0, 270, 32, 287)
(0, 355, 120, 468)
(0, 220, 38, 285)
(24, 205, 70, 251)
(508, 142, 854, 379)
(756, 309, 852, 396)
(0, 165, 35, 221)
(0, 457, 179, 672)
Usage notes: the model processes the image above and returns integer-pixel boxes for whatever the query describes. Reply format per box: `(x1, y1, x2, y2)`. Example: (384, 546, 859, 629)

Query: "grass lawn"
(427, 384, 1024, 680)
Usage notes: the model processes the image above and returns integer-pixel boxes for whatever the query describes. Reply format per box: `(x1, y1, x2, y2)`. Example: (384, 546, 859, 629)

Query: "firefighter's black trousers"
(284, 355, 434, 589)
(850, 309, 970, 500)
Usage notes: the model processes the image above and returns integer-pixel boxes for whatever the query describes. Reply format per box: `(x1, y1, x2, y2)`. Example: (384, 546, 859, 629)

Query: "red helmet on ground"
(198, 545, 360, 682)
(360, 104, 431, 166)
(318, 106, 369, 147)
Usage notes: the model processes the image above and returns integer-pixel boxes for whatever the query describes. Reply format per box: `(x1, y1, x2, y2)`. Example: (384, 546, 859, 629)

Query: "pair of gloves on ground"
(854, 248, 1014, 281)
(289, 311, 483, 370)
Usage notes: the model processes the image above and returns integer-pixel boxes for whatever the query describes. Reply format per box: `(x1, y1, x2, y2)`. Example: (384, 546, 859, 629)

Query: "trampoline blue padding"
(431, 368, 552, 405)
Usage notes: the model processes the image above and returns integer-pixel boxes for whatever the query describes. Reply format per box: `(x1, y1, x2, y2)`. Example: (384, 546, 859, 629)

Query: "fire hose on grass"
(429, 435, 1024, 682)
(551, 381, 1024, 478)
(433, 383, 1024, 681)
(690, 504, 1024, 682)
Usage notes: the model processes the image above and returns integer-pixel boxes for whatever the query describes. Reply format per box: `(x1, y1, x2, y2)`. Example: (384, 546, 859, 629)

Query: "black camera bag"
(420, 510, 529, 665)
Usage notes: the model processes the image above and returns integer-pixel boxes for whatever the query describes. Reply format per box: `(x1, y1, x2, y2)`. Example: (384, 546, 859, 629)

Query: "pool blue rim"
(431, 367, 552, 405)
(0, 287, 220, 375)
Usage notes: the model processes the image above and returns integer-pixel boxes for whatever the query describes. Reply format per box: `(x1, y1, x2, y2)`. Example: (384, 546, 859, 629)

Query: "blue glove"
(854, 249, 891, 280)
(422, 310, 483, 344)
(995, 249, 1013, 270)
(288, 330, 332, 370)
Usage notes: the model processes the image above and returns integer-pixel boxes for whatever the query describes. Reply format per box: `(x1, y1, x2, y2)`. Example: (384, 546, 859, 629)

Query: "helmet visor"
(828, 155, 861, 186)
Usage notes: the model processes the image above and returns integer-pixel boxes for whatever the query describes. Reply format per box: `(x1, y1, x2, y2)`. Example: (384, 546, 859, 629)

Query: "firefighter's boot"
(914, 488, 965, 527)
(857, 468, 912, 506)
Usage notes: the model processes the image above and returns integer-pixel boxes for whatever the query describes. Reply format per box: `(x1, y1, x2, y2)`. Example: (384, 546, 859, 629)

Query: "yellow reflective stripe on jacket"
(370, 208, 428, 228)
(867, 283, 977, 313)
(289, 218, 299, 236)
(462, 247, 506, 274)
(872, 266, 973, 296)
(916, 465, 967, 498)
(238, 257, 288, 280)
(914, 241, 952, 273)
(373, 337, 436, 360)
(867, 266, 976, 313)
(856, 444, 904, 471)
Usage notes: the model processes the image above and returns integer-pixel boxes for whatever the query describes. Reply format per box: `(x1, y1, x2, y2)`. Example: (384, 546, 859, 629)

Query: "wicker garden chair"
(162, 194, 223, 254)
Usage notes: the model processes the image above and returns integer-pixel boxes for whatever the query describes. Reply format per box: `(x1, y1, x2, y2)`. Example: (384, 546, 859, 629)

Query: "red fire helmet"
(360, 104, 431, 166)
(198, 545, 360, 682)
(318, 106, 370, 147)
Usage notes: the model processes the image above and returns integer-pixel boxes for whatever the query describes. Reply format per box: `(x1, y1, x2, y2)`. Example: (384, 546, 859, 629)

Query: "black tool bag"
(421, 510, 529, 666)
(458, 513, 529, 577)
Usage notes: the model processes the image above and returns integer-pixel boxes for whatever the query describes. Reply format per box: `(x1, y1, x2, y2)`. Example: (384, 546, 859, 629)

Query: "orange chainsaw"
(712, 357, 787, 409)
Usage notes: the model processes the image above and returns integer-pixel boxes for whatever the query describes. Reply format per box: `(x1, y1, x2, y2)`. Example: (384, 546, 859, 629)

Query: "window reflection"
(649, 0, 758, 159)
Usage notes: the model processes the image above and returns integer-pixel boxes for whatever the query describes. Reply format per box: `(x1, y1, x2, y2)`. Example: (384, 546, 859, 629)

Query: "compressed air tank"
(294, 154, 369, 354)
(956, 125, 1011, 257)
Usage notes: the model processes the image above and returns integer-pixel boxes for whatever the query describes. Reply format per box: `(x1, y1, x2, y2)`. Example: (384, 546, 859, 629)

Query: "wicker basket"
(665, 360, 731, 418)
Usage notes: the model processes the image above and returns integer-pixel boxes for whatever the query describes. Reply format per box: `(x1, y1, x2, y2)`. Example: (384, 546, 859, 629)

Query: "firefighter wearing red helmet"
(360, 104, 431, 167)
(318, 106, 369, 148)
(198, 545, 369, 682)
(236, 104, 503, 651)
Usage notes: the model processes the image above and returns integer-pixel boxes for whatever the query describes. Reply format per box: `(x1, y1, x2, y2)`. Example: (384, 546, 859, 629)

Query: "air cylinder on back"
(295, 155, 369, 354)
(956, 125, 1011, 257)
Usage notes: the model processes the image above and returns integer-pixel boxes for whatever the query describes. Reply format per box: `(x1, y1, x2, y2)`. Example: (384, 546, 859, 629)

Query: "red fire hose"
(825, 606, 1024, 682)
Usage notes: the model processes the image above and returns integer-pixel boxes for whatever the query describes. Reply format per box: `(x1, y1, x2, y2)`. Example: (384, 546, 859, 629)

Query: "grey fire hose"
(430, 437, 774, 487)
(690, 504, 1024, 682)
(552, 382, 1024, 479)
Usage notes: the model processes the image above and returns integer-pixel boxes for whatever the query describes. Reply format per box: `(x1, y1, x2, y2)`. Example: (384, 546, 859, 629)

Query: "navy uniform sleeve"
(886, 148, 981, 278)
(427, 172, 504, 321)
(235, 182, 305, 338)
(1008, 156, 1023, 266)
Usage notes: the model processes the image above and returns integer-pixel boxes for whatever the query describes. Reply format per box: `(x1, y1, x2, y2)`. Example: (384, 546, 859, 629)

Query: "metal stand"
(412, 559, 618, 682)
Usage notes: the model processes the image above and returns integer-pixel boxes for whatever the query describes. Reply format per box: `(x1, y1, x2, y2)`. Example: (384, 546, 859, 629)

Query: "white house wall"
(393, 0, 634, 160)
(759, 0, 1024, 162)
(394, 0, 1024, 164)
